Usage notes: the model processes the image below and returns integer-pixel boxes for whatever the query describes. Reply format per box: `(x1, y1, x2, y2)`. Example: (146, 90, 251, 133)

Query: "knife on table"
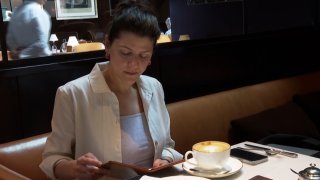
(244, 143, 298, 158)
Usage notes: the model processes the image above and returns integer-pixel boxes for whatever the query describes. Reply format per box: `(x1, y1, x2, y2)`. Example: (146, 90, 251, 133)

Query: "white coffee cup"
(184, 141, 230, 170)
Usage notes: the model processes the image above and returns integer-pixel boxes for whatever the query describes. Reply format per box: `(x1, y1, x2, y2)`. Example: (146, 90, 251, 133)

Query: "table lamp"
(67, 36, 79, 52)
(49, 34, 58, 53)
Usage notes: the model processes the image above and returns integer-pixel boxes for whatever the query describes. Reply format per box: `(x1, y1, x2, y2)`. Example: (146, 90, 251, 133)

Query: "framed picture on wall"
(55, 0, 98, 20)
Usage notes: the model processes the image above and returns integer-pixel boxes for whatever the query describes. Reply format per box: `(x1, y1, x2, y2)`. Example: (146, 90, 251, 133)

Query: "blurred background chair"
(73, 42, 105, 53)
(57, 21, 96, 42)
(0, 51, 13, 61)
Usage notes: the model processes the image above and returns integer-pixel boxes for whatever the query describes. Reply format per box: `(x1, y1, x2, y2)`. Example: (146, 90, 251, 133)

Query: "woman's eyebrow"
(118, 45, 152, 53)
(118, 45, 131, 50)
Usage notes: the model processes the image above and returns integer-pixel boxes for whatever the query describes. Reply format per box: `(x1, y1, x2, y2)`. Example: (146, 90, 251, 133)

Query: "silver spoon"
(237, 147, 278, 156)
(244, 144, 298, 158)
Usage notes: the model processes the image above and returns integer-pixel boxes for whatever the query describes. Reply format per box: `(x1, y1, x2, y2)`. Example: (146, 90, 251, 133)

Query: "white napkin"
(140, 175, 161, 180)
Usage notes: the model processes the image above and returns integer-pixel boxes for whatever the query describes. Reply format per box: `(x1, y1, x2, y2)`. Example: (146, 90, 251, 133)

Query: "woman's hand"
(152, 158, 170, 168)
(55, 152, 106, 180)
(74, 153, 104, 179)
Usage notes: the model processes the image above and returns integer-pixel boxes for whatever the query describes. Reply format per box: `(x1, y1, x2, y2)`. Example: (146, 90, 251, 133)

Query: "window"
(0, 0, 170, 65)
(0, 0, 107, 62)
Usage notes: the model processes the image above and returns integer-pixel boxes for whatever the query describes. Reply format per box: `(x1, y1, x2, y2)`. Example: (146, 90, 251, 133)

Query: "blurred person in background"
(165, 17, 171, 36)
(6, 0, 51, 59)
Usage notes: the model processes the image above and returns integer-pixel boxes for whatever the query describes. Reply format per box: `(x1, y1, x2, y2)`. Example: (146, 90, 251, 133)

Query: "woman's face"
(106, 31, 154, 85)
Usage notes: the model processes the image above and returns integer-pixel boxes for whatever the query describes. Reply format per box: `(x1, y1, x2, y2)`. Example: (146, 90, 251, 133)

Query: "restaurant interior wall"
(1, 28, 320, 143)
(0, 0, 320, 143)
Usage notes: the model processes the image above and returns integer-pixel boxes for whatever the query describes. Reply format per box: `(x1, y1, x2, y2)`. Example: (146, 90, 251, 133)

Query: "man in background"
(6, 0, 51, 59)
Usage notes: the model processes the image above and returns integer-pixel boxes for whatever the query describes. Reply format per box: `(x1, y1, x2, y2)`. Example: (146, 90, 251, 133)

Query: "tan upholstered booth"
(168, 71, 320, 153)
(0, 133, 50, 179)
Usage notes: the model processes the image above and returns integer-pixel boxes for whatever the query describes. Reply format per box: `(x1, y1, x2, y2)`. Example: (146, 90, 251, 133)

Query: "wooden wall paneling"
(0, 76, 22, 143)
(17, 61, 98, 138)
(156, 38, 264, 103)
(258, 29, 320, 80)
(318, 0, 320, 24)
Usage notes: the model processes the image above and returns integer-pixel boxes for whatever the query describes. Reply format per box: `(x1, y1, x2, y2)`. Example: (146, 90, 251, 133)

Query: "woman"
(40, 0, 183, 179)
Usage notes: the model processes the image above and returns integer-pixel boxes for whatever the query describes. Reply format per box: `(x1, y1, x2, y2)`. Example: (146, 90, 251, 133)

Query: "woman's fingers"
(74, 152, 103, 179)
(77, 153, 102, 167)
(153, 159, 169, 168)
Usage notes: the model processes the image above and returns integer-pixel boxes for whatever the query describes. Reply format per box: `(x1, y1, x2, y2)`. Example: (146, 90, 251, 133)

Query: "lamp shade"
(49, 34, 58, 42)
(157, 34, 171, 44)
(67, 36, 79, 47)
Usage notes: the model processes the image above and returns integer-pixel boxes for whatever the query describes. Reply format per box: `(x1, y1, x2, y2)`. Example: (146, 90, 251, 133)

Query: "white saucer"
(182, 157, 243, 178)
(141, 175, 210, 180)
(161, 175, 210, 180)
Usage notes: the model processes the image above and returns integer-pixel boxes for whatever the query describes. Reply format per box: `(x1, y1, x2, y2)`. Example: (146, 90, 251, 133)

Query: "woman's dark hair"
(106, 0, 161, 45)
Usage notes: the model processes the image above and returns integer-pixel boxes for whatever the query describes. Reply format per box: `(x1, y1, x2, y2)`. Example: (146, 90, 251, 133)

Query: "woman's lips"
(125, 71, 138, 76)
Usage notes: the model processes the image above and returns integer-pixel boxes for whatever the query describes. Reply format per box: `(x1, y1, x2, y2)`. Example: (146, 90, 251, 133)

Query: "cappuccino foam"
(193, 141, 230, 152)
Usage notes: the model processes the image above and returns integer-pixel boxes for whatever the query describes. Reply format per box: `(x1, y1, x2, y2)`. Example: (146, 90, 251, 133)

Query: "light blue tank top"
(120, 113, 154, 168)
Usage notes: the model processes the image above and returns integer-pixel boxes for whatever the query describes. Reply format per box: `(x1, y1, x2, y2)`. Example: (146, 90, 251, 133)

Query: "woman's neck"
(103, 69, 133, 94)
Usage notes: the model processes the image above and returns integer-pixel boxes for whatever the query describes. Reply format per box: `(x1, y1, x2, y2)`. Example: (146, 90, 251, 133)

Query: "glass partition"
(0, 0, 171, 62)
(169, 0, 244, 41)
(1, 0, 110, 60)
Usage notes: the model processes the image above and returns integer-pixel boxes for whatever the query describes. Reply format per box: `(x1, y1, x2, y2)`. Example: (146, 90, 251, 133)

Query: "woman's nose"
(127, 56, 140, 66)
